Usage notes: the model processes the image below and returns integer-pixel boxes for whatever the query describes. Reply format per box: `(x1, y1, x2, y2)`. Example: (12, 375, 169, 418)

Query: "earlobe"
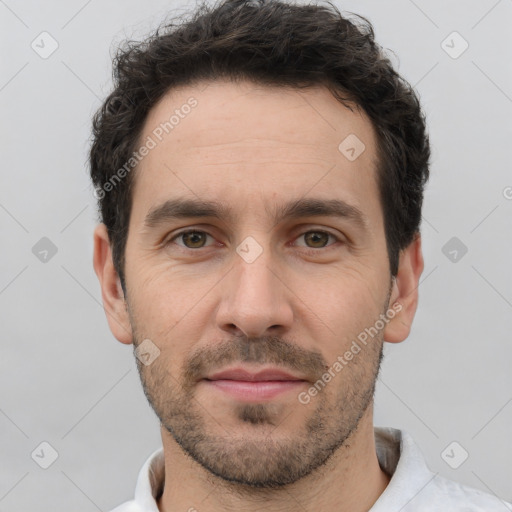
(383, 233, 424, 344)
(93, 223, 133, 345)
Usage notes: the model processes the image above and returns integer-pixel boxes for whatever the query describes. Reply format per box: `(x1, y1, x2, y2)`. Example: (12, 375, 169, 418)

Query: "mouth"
(201, 366, 308, 402)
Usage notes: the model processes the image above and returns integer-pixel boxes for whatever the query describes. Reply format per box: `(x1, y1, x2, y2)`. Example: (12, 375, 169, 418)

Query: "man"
(90, 0, 511, 510)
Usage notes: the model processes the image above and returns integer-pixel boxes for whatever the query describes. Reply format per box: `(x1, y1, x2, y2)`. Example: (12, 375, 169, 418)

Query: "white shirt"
(110, 427, 512, 511)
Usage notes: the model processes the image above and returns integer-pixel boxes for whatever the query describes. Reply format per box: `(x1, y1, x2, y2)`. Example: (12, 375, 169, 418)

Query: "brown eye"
(171, 230, 213, 249)
(303, 231, 331, 248)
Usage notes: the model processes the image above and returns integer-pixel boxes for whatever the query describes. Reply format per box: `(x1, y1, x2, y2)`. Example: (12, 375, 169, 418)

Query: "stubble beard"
(133, 329, 384, 489)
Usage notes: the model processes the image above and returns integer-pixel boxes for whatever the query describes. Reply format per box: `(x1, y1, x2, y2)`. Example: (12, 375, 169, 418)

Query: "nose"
(215, 248, 294, 339)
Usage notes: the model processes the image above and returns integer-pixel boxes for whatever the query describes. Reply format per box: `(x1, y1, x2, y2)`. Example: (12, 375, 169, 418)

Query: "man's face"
(123, 80, 394, 487)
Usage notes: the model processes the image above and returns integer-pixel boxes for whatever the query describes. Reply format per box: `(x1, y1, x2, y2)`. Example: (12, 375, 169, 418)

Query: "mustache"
(182, 335, 328, 385)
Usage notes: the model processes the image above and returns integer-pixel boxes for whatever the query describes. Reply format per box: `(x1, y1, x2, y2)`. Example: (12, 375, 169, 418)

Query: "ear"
(383, 233, 424, 344)
(93, 223, 133, 344)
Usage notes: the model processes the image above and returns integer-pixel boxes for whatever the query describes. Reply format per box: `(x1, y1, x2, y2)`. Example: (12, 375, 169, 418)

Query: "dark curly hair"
(89, 0, 430, 291)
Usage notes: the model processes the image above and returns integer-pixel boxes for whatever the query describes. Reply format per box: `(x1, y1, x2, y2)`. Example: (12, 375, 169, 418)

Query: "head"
(91, 0, 428, 489)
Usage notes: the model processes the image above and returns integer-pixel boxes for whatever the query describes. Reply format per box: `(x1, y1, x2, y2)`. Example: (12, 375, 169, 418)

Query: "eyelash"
(166, 229, 343, 254)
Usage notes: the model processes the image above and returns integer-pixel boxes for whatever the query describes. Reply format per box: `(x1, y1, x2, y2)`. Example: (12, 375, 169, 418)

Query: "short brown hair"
(89, 0, 430, 290)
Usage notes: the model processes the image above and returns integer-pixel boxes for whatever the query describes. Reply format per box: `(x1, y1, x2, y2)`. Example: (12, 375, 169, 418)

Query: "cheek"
(297, 262, 383, 312)
(294, 265, 387, 350)
(127, 269, 215, 357)
(127, 260, 198, 316)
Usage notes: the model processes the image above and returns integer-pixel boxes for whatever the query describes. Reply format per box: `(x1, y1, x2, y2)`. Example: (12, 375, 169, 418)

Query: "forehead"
(130, 79, 382, 229)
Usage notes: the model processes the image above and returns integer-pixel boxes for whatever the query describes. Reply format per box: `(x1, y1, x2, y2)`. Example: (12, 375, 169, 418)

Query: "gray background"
(1, 0, 511, 510)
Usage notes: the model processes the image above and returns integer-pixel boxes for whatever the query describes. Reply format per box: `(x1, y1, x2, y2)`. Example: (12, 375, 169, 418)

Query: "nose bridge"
(217, 238, 293, 337)
(235, 243, 276, 305)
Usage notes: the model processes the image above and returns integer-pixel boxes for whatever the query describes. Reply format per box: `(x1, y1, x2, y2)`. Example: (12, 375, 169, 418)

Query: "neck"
(157, 405, 390, 512)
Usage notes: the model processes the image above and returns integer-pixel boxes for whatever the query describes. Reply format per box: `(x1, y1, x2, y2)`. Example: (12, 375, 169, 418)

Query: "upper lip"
(204, 367, 306, 382)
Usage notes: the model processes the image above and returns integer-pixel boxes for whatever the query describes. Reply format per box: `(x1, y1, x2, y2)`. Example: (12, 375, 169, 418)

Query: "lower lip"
(203, 379, 306, 401)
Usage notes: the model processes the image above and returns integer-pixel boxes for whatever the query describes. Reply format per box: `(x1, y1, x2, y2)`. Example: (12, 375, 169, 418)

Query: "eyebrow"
(143, 197, 369, 231)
